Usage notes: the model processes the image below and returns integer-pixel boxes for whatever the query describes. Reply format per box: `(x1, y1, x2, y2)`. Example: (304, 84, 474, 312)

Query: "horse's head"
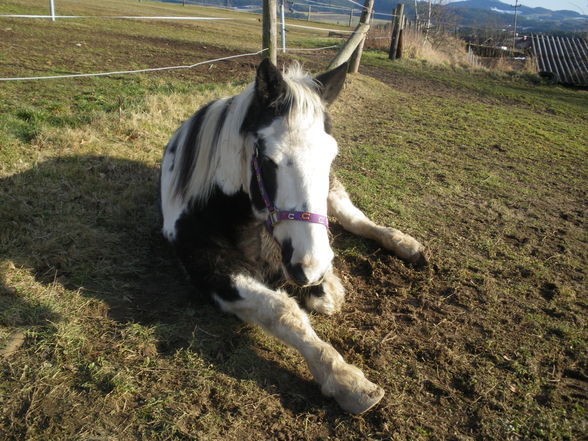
(242, 59, 347, 287)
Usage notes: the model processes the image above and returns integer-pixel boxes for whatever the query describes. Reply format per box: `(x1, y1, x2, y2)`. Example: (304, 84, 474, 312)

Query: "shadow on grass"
(0, 155, 330, 415)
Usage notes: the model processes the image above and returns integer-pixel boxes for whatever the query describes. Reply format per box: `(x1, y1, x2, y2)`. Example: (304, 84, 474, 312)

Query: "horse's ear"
(255, 58, 287, 108)
(315, 62, 348, 106)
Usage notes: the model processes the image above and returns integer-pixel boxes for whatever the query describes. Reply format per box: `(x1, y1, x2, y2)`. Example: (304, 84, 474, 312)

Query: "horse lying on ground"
(160, 59, 427, 414)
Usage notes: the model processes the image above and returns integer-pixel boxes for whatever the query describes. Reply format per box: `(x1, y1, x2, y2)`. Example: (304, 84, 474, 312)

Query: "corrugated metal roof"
(531, 34, 588, 87)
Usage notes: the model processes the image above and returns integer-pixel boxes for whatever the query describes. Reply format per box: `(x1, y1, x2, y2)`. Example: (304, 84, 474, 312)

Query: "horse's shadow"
(0, 155, 333, 414)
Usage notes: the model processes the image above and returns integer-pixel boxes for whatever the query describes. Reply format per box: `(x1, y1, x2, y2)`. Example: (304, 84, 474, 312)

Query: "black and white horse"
(160, 59, 426, 414)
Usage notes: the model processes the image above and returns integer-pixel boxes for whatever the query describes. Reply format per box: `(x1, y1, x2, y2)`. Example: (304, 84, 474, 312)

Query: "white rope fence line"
(0, 14, 233, 20)
(340, 0, 394, 17)
(286, 44, 340, 52)
(296, 0, 392, 17)
(294, 0, 395, 20)
(280, 22, 354, 33)
(1, 13, 351, 34)
(373, 11, 395, 18)
(0, 49, 267, 82)
(301, 0, 355, 13)
(345, 0, 369, 10)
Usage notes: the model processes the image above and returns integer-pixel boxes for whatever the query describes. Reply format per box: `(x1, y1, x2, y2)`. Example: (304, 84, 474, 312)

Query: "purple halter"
(252, 148, 329, 233)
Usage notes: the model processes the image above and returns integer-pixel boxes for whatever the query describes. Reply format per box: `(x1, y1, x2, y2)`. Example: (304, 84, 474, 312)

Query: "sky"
(517, 1, 587, 14)
(447, 1, 587, 15)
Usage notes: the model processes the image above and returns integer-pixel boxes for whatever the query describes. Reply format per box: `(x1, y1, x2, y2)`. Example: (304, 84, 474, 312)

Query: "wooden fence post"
(398, 12, 405, 58)
(328, 23, 370, 70)
(348, 0, 375, 73)
(388, 8, 397, 54)
(388, 3, 404, 60)
(263, 0, 278, 65)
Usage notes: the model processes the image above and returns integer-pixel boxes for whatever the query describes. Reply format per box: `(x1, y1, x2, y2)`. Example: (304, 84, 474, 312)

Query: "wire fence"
(0, 0, 352, 82)
(0, 50, 269, 82)
(0, 14, 233, 20)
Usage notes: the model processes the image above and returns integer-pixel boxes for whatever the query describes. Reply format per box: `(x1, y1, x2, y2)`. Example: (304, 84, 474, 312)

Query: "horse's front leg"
(213, 272, 384, 414)
(328, 176, 428, 265)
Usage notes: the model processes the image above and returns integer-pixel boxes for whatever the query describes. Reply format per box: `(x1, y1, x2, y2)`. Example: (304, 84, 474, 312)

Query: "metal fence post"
(280, 0, 286, 53)
(49, 0, 56, 21)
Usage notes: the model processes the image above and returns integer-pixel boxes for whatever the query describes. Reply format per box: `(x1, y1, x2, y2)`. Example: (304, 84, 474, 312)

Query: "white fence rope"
(296, 0, 393, 19)
(303, 0, 354, 13)
(280, 22, 354, 33)
(1, 12, 352, 34)
(0, 2, 358, 83)
(345, 0, 368, 10)
(0, 15, 233, 20)
(0, 50, 267, 82)
(373, 11, 394, 18)
(287, 44, 340, 51)
(339, 0, 393, 17)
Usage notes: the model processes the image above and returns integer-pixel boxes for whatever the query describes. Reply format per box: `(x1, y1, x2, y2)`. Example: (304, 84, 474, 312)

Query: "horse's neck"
(212, 134, 250, 197)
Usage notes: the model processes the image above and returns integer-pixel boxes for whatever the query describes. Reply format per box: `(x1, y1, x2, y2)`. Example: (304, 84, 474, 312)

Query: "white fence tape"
(287, 44, 340, 51)
(0, 14, 233, 20)
(345, 0, 368, 10)
(304, 0, 354, 13)
(0, 3, 355, 83)
(280, 22, 354, 34)
(0, 50, 266, 82)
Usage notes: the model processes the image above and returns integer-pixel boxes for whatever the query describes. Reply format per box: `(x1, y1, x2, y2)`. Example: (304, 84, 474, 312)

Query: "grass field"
(1, 1, 587, 440)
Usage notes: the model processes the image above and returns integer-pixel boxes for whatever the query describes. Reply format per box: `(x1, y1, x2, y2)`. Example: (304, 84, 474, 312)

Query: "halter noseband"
(252, 148, 329, 233)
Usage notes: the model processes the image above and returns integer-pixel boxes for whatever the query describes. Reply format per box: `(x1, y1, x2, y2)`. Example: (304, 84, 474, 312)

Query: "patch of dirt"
(362, 63, 487, 102)
(0, 22, 259, 83)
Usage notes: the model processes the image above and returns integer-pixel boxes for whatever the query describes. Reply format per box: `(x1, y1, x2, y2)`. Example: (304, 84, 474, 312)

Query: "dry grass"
(365, 25, 538, 76)
(478, 55, 538, 74)
(366, 25, 474, 67)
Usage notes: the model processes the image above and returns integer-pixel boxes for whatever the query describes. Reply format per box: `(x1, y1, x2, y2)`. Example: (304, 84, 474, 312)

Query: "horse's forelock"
(281, 65, 325, 128)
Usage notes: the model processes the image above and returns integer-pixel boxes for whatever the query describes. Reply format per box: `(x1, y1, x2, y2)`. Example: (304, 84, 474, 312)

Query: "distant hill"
(160, 0, 588, 33)
(446, 0, 587, 31)
(372, 0, 588, 33)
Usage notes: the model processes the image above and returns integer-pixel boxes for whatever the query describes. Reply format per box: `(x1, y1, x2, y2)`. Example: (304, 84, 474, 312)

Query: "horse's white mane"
(282, 63, 325, 127)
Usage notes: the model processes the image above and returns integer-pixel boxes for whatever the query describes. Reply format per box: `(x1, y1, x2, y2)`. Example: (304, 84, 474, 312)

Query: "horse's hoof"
(409, 249, 430, 268)
(378, 227, 427, 267)
(333, 380, 385, 414)
(321, 363, 385, 414)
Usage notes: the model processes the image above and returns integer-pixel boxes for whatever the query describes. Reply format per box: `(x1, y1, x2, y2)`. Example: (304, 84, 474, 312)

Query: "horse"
(159, 59, 427, 414)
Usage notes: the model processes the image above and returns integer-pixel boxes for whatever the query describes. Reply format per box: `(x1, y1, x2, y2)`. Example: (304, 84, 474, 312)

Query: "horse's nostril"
(286, 262, 309, 286)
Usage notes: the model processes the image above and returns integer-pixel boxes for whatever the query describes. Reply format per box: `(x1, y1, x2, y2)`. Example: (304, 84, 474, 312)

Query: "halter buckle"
(268, 210, 279, 226)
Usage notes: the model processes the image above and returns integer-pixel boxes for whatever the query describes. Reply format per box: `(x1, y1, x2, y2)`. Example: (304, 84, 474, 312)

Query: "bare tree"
(423, 0, 432, 43)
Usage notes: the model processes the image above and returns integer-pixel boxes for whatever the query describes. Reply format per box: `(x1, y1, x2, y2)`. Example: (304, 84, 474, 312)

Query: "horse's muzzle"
(283, 262, 326, 288)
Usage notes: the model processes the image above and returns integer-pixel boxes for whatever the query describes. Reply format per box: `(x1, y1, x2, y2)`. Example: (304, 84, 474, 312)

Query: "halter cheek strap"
(252, 148, 329, 233)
